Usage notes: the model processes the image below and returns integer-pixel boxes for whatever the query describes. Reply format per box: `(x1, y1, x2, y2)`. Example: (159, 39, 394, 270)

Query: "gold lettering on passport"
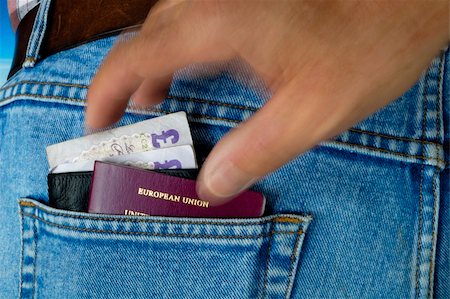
(124, 209, 148, 216)
(182, 196, 209, 208)
(137, 187, 209, 208)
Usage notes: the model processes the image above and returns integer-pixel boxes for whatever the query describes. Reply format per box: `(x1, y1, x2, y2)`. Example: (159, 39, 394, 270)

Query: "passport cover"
(88, 161, 265, 217)
(48, 169, 199, 212)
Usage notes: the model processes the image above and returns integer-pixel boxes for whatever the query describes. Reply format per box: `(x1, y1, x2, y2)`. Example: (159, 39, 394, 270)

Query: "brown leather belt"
(9, 0, 158, 79)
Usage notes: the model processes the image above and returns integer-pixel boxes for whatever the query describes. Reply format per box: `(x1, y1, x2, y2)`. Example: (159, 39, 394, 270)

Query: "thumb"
(196, 78, 357, 205)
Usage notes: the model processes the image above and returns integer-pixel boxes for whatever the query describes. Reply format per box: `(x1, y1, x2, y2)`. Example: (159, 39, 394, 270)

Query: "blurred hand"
(86, 0, 449, 204)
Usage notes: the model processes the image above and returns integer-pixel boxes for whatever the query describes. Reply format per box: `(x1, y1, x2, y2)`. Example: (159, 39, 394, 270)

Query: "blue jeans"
(0, 2, 448, 298)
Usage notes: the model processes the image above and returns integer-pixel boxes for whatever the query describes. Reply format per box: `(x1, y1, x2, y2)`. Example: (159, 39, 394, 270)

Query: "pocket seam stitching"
(32, 214, 38, 298)
(20, 212, 305, 238)
(262, 221, 275, 299)
(19, 211, 25, 298)
(284, 225, 304, 299)
(19, 201, 306, 226)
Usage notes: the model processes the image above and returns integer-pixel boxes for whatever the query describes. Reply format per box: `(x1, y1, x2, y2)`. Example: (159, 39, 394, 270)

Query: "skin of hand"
(86, 0, 449, 204)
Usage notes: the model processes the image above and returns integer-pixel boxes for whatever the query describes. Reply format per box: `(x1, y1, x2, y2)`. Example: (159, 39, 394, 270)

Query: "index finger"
(86, 42, 144, 129)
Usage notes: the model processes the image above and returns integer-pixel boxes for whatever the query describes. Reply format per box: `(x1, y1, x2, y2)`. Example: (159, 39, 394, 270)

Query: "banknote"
(50, 145, 197, 174)
(46, 112, 193, 169)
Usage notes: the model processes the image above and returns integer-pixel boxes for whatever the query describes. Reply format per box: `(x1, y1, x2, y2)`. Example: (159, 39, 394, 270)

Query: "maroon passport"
(88, 161, 265, 217)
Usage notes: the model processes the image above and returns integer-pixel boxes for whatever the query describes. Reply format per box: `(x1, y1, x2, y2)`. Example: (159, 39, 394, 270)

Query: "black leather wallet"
(48, 172, 93, 212)
(48, 169, 199, 212)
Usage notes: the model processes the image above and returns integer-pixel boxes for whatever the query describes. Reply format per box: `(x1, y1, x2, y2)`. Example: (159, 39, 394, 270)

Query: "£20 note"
(46, 112, 193, 169)
(50, 145, 197, 174)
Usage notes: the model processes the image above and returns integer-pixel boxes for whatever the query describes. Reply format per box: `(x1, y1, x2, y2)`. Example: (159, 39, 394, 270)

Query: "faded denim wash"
(0, 1, 448, 298)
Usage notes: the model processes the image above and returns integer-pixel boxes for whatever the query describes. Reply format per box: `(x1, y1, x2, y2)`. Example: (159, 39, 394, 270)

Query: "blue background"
(0, 0, 15, 85)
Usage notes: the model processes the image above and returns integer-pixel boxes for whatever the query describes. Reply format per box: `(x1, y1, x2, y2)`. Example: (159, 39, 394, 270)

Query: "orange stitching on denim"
(0, 93, 85, 103)
(20, 212, 304, 238)
(134, 106, 242, 123)
(348, 128, 438, 146)
(274, 217, 303, 224)
(0, 80, 88, 92)
(416, 166, 424, 298)
(4, 92, 446, 161)
(19, 210, 26, 298)
(428, 53, 446, 297)
(0, 81, 259, 111)
(19, 201, 36, 207)
(2, 85, 444, 149)
(262, 221, 274, 299)
(330, 140, 446, 166)
(0, 95, 446, 164)
(416, 67, 429, 298)
(435, 52, 445, 161)
(428, 169, 439, 298)
(18, 202, 303, 226)
(149, 107, 243, 124)
(285, 226, 304, 299)
(166, 95, 259, 111)
(290, 227, 304, 263)
(0, 94, 245, 124)
(31, 214, 38, 298)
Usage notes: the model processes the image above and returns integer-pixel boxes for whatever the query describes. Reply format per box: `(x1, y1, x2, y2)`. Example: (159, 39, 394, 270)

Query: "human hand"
(86, 0, 449, 204)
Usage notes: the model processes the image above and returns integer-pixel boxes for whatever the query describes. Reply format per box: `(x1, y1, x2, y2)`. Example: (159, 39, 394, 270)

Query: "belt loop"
(23, 0, 52, 68)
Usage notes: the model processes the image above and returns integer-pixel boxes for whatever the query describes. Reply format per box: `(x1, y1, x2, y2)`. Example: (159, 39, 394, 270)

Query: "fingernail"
(198, 161, 257, 203)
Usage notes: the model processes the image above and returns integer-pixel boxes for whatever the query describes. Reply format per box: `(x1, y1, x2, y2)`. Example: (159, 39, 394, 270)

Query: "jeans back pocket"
(19, 199, 311, 299)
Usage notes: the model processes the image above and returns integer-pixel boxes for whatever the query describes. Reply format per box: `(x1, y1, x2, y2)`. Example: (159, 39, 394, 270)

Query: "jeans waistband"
(9, 0, 157, 78)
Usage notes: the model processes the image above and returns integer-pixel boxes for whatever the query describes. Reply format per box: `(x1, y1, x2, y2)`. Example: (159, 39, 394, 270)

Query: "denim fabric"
(0, 2, 448, 298)
(22, 0, 50, 68)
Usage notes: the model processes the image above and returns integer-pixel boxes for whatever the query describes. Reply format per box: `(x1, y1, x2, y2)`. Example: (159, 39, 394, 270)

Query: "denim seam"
(416, 164, 424, 299)
(18, 201, 304, 226)
(166, 95, 260, 111)
(0, 81, 261, 111)
(428, 169, 439, 298)
(1, 87, 445, 165)
(0, 81, 445, 147)
(262, 221, 274, 299)
(0, 82, 447, 149)
(0, 80, 260, 111)
(416, 66, 429, 298)
(20, 212, 304, 238)
(19, 209, 25, 298)
(32, 214, 38, 299)
(427, 53, 446, 297)
(24, 0, 51, 67)
(329, 141, 446, 166)
(0, 80, 89, 91)
(436, 52, 445, 152)
(285, 225, 303, 299)
(0, 90, 443, 148)
(347, 128, 438, 146)
(2, 93, 445, 164)
(1, 91, 445, 163)
(0, 94, 245, 123)
(161, 109, 241, 123)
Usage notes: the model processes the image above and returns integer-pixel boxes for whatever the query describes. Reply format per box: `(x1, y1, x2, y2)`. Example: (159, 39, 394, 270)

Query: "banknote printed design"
(75, 131, 181, 162)
(46, 112, 193, 169)
(50, 145, 197, 174)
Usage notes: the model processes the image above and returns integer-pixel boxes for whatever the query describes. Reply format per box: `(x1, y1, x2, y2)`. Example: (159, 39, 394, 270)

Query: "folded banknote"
(46, 112, 192, 169)
(50, 145, 197, 173)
